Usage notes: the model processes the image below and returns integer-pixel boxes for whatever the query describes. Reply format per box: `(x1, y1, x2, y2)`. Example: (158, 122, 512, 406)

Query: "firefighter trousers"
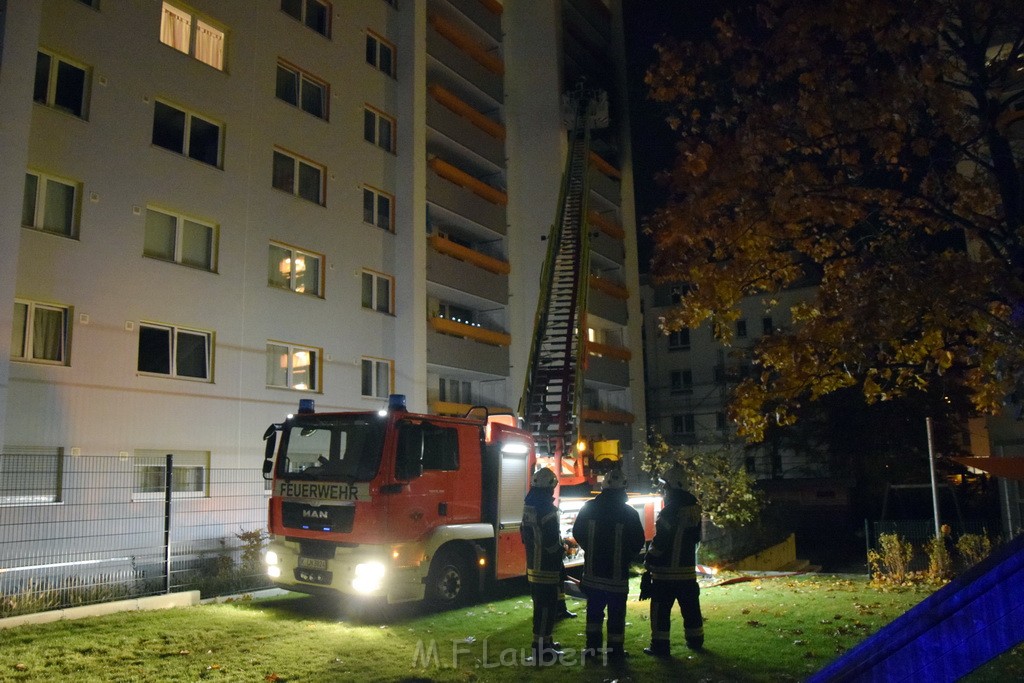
(529, 582, 559, 642)
(583, 586, 627, 653)
(649, 578, 704, 650)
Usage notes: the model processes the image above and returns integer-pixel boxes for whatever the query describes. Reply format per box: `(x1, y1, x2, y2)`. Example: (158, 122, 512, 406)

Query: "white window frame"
(268, 242, 323, 297)
(137, 322, 213, 381)
(272, 148, 325, 205)
(280, 0, 331, 38)
(132, 450, 210, 500)
(361, 357, 392, 399)
(0, 449, 64, 506)
(12, 300, 70, 366)
(362, 185, 393, 231)
(438, 377, 472, 403)
(159, 2, 225, 71)
(365, 31, 395, 77)
(34, 49, 90, 118)
(361, 269, 394, 314)
(152, 100, 223, 167)
(363, 106, 395, 152)
(143, 207, 218, 271)
(668, 329, 690, 350)
(22, 170, 80, 238)
(266, 341, 320, 392)
(275, 60, 328, 120)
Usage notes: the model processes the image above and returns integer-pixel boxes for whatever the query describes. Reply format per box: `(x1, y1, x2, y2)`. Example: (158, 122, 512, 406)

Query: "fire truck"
(261, 395, 536, 607)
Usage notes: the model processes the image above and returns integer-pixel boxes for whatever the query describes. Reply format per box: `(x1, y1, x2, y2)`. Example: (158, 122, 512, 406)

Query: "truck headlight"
(265, 550, 279, 566)
(352, 561, 385, 594)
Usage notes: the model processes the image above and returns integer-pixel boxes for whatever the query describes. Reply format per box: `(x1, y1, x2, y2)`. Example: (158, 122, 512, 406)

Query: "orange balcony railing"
(429, 14, 505, 75)
(429, 234, 510, 275)
(589, 274, 628, 300)
(581, 408, 635, 424)
(589, 151, 621, 179)
(588, 211, 625, 240)
(477, 0, 503, 16)
(430, 316, 511, 347)
(429, 84, 506, 140)
(585, 340, 632, 362)
(428, 156, 508, 206)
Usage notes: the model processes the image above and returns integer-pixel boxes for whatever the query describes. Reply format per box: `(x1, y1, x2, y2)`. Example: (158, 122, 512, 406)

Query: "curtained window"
(160, 2, 224, 71)
(12, 301, 68, 365)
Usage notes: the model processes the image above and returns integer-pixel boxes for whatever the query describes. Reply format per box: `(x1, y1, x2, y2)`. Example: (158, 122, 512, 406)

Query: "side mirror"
(262, 424, 280, 479)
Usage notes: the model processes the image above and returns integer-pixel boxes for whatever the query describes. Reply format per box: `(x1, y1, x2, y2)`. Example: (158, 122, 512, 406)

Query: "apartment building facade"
(0, 0, 646, 497)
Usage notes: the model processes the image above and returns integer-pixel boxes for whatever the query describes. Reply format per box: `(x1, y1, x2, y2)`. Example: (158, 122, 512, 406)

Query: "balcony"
(430, 234, 509, 274)
(430, 316, 511, 347)
(427, 85, 505, 167)
(427, 237, 508, 304)
(580, 408, 634, 424)
(427, 14, 503, 102)
(586, 340, 631, 362)
(427, 322, 509, 376)
(589, 274, 627, 300)
(427, 160, 506, 233)
(588, 211, 625, 240)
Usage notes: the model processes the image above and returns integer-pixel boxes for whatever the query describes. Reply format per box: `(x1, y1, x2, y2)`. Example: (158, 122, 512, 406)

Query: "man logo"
(303, 508, 329, 520)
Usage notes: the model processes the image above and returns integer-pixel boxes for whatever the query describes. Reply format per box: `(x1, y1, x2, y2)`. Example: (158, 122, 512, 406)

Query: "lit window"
(365, 32, 395, 77)
(137, 322, 212, 381)
(0, 450, 64, 506)
(272, 149, 324, 204)
(12, 300, 69, 365)
(267, 342, 319, 391)
(160, 2, 225, 70)
(362, 357, 392, 398)
(362, 186, 393, 230)
(276, 61, 328, 119)
(361, 269, 393, 314)
(363, 106, 395, 152)
(268, 242, 322, 297)
(152, 100, 223, 167)
(133, 450, 209, 499)
(280, 0, 330, 38)
(33, 50, 89, 118)
(144, 207, 217, 271)
(22, 171, 79, 238)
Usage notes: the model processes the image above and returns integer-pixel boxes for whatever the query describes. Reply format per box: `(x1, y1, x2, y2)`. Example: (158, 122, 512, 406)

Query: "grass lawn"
(2, 573, 1022, 682)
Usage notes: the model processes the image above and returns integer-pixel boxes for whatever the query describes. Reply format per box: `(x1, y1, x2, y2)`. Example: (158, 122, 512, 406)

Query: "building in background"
(0, 0, 645, 498)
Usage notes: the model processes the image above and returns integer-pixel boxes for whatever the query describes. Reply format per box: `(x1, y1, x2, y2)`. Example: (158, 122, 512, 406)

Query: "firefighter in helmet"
(571, 468, 646, 661)
(521, 467, 564, 662)
(644, 464, 705, 656)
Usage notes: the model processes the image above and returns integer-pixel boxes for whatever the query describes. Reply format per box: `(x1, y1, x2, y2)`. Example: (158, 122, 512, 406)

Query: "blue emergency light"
(298, 399, 315, 414)
(388, 394, 407, 411)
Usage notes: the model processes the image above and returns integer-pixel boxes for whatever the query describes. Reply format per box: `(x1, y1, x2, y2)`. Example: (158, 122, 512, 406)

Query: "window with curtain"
(132, 450, 209, 499)
(11, 301, 69, 365)
(266, 342, 319, 391)
(268, 242, 322, 296)
(160, 2, 225, 70)
(22, 171, 79, 238)
(144, 207, 217, 271)
(0, 450, 64, 505)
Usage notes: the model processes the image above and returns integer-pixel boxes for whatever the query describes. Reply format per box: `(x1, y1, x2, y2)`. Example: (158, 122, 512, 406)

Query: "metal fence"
(0, 454, 273, 618)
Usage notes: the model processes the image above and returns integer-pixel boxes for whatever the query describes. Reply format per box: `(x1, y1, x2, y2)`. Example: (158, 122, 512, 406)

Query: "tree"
(644, 0, 1024, 441)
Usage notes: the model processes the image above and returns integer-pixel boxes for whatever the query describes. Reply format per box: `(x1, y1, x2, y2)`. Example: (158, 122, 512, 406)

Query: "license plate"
(295, 568, 333, 585)
(298, 556, 329, 570)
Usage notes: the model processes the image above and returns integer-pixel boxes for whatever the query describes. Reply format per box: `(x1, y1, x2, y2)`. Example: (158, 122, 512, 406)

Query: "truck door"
(392, 418, 461, 539)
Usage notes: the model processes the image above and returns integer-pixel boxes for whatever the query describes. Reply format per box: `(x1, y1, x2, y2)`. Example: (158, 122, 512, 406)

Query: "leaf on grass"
(746, 620, 763, 627)
(14, 663, 28, 671)
(265, 674, 281, 682)
(179, 650, 191, 655)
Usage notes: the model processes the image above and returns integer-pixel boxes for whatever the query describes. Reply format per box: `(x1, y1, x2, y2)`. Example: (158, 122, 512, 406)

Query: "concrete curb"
(0, 591, 200, 630)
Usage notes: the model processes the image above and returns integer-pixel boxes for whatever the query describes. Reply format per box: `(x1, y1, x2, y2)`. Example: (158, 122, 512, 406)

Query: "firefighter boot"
(528, 638, 563, 666)
(643, 639, 671, 658)
(555, 599, 577, 620)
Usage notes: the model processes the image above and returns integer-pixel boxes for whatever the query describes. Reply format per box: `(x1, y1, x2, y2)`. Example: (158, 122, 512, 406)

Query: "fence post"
(864, 518, 871, 561)
(164, 453, 173, 594)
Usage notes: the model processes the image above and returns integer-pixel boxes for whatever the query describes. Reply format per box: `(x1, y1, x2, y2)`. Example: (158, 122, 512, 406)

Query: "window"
(12, 301, 69, 365)
(669, 369, 692, 394)
(273, 149, 324, 204)
(267, 342, 319, 391)
(667, 329, 690, 350)
(716, 412, 728, 430)
(671, 414, 695, 435)
(366, 32, 395, 77)
(133, 450, 209, 499)
(0, 450, 64, 505)
(152, 101, 222, 167)
(397, 422, 459, 473)
(268, 242, 322, 296)
(137, 322, 212, 381)
(281, 0, 330, 37)
(144, 207, 217, 271)
(363, 106, 395, 152)
(276, 61, 328, 119)
(362, 186, 393, 231)
(762, 316, 774, 335)
(736, 319, 748, 338)
(361, 357, 392, 398)
(439, 377, 472, 403)
(34, 50, 89, 118)
(22, 171, 79, 237)
(160, 2, 225, 70)
(361, 270, 393, 313)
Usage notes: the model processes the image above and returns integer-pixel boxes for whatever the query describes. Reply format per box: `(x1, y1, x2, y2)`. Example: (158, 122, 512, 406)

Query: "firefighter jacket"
(521, 487, 563, 585)
(644, 488, 702, 581)
(572, 489, 646, 593)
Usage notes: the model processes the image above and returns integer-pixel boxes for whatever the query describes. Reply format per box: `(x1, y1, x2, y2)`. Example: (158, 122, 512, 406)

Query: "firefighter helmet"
(659, 464, 689, 490)
(531, 467, 558, 489)
(602, 469, 628, 490)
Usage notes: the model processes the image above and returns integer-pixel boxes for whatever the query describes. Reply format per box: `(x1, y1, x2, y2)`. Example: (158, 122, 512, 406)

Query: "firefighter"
(572, 468, 646, 661)
(643, 464, 705, 657)
(521, 467, 564, 662)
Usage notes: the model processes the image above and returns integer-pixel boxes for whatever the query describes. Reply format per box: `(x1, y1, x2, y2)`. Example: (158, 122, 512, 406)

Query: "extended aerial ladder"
(518, 85, 608, 487)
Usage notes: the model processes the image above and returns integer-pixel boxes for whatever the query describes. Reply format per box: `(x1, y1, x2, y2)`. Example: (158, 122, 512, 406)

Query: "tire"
(426, 547, 475, 609)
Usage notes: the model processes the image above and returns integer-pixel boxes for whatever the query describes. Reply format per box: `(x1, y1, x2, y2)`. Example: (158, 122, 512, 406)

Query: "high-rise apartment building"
(0, 0, 645, 489)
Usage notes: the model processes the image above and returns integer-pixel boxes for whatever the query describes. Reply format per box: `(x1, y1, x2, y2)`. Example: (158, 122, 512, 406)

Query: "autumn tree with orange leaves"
(645, 0, 1024, 441)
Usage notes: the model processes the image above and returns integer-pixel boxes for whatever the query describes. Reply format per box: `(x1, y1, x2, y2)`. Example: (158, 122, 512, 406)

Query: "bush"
(956, 532, 993, 568)
(925, 536, 953, 583)
(867, 533, 914, 584)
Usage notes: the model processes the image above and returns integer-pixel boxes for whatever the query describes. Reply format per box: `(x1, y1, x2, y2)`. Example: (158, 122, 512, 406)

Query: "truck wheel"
(426, 548, 475, 609)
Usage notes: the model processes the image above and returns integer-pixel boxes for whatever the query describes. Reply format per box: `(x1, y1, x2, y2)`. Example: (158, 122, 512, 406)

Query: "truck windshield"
(280, 415, 385, 482)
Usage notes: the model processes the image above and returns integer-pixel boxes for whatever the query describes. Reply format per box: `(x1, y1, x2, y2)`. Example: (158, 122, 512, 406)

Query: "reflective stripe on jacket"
(645, 489, 702, 582)
(572, 489, 646, 593)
